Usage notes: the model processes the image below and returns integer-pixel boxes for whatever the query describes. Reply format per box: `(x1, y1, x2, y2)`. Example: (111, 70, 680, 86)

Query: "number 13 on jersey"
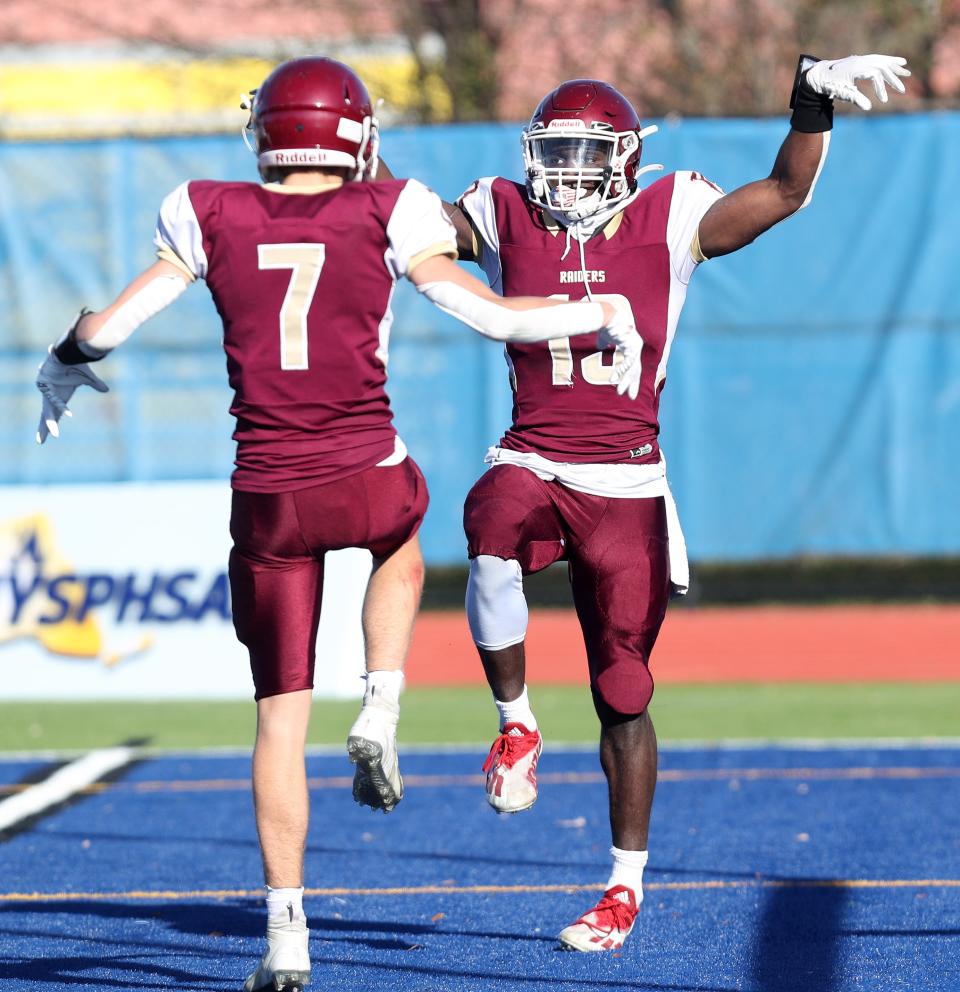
(547, 294, 641, 387)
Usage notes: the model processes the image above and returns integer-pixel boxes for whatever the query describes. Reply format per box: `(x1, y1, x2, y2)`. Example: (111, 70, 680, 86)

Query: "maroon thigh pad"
(562, 493, 670, 715)
(229, 489, 323, 700)
(294, 457, 429, 560)
(228, 458, 429, 699)
(463, 465, 567, 574)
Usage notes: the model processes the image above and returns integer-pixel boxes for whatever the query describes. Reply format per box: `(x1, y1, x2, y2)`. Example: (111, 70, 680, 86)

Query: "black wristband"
(53, 309, 105, 365)
(789, 54, 834, 133)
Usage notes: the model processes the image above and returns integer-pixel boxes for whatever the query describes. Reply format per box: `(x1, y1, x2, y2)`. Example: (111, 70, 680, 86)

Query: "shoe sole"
(347, 736, 402, 813)
(488, 796, 536, 815)
(558, 933, 621, 952)
(272, 971, 310, 991)
(245, 968, 311, 991)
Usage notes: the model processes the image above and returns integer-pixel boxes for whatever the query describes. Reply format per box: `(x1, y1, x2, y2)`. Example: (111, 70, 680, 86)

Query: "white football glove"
(36, 347, 109, 444)
(805, 55, 910, 111)
(597, 313, 643, 401)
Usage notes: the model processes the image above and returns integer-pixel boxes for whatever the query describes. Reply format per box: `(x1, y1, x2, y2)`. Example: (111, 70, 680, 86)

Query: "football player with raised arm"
(388, 53, 909, 952)
(33, 58, 642, 992)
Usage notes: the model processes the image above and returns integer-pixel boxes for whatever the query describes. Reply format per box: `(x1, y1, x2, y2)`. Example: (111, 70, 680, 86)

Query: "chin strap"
(577, 232, 594, 302)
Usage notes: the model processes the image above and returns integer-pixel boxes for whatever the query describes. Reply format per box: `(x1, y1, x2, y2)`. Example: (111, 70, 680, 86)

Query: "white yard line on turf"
(0, 746, 139, 832)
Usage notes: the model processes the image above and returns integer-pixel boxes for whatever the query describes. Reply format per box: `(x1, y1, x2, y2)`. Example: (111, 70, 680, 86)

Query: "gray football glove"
(36, 346, 109, 444)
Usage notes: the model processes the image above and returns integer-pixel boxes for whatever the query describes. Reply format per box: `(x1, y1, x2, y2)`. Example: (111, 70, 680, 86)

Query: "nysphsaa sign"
(0, 482, 369, 700)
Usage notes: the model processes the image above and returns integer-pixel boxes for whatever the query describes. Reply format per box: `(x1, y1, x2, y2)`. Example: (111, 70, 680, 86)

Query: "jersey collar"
(262, 179, 345, 195)
(538, 206, 626, 241)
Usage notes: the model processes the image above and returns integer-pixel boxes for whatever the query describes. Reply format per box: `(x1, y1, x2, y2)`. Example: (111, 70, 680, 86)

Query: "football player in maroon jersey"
(34, 57, 643, 992)
(393, 53, 909, 952)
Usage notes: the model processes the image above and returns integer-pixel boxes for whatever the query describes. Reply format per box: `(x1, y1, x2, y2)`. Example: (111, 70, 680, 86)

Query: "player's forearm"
(68, 261, 189, 360)
(417, 280, 612, 343)
(770, 128, 829, 208)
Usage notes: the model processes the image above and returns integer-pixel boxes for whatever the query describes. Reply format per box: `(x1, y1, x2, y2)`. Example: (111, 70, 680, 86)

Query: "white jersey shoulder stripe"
(457, 177, 503, 293)
(386, 178, 457, 280)
(153, 181, 209, 281)
(666, 171, 725, 285)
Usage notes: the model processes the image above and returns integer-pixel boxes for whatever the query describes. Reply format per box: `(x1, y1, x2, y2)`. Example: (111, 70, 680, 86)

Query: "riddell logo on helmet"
(274, 150, 330, 165)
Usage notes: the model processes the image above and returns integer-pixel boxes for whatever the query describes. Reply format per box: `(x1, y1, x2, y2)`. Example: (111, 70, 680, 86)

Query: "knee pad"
(591, 664, 654, 723)
(466, 555, 528, 651)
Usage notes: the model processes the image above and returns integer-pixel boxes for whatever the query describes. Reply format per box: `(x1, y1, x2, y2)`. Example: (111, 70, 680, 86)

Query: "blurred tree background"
(350, 0, 960, 121)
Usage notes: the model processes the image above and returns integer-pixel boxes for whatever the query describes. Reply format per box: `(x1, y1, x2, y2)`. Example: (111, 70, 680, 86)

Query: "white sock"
(363, 669, 404, 714)
(606, 847, 647, 903)
(266, 885, 305, 922)
(494, 684, 538, 732)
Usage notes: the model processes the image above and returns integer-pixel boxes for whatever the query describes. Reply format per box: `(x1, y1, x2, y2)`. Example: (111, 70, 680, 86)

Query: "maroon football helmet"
(522, 79, 659, 223)
(243, 57, 379, 180)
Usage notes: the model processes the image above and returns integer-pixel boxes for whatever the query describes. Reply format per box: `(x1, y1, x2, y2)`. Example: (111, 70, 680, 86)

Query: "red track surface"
(408, 605, 960, 685)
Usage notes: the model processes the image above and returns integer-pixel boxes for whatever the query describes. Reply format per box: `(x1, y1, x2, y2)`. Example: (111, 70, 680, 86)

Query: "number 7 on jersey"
(257, 243, 326, 370)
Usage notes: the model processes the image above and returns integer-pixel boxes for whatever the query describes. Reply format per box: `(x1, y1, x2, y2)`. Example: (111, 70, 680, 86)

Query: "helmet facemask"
(523, 124, 645, 224)
(355, 113, 381, 182)
(523, 119, 662, 233)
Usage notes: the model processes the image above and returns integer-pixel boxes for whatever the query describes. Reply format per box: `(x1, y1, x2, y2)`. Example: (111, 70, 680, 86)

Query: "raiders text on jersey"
(559, 269, 606, 284)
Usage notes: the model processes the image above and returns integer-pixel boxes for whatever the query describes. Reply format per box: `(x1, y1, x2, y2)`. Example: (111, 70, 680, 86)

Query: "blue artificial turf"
(2, 744, 958, 991)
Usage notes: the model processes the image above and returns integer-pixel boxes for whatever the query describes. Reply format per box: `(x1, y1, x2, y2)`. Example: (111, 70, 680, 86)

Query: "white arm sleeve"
(153, 181, 208, 280)
(385, 179, 457, 278)
(416, 280, 606, 343)
(80, 276, 188, 355)
(667, 171, 726, 284)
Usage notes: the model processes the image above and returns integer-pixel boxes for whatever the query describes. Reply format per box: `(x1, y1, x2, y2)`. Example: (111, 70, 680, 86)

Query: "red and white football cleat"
(481, 722, 542, 813)
(558, 885, 640, 952)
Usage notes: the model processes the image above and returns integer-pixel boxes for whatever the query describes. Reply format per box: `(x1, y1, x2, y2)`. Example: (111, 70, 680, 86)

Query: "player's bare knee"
(256, 688, 312, 741)
(374, 534, 425, 588)
(396, 553, 425, 598)
(408, 554, 426, 591)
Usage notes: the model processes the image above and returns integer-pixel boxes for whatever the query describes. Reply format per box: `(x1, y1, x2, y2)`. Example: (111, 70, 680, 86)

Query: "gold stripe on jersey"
(406, 241, 458, 276)
(602, 211, 625, 240)
(261, 180, 345, 195)
(691, 226, 708, 263)
(155, 245, 197, 282)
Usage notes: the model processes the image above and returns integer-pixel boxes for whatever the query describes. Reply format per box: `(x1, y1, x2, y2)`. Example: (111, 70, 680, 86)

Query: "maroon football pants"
(464, 464, 670, 715)
(229, 457, 428, 700)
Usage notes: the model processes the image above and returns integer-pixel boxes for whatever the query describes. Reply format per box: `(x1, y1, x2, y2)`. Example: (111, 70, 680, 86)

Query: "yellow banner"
(0, 55, 451, 137)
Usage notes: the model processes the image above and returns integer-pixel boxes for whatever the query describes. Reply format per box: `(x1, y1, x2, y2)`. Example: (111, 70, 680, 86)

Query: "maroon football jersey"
(458, 173, 722, 465)
(154, 178, 455, 492)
